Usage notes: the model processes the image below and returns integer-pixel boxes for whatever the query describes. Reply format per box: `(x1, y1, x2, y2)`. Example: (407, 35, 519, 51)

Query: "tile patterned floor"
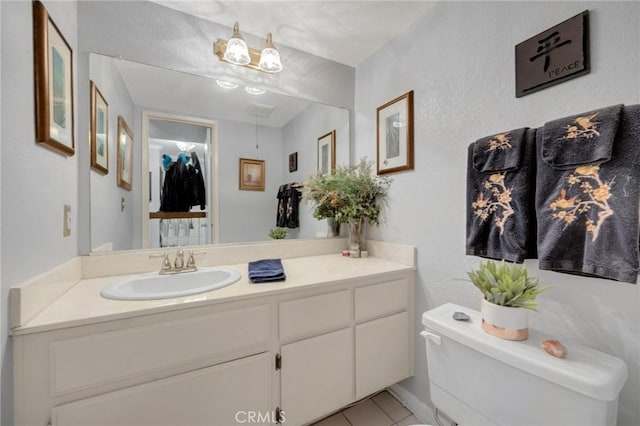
(312, 390, 421, 426)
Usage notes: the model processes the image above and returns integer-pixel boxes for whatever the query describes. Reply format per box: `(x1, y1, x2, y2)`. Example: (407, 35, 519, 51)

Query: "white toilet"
(415, 303, 628, 426)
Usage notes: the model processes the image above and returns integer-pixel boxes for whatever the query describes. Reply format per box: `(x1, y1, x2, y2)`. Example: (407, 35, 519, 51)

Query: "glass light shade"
(224, 37, 250, 65)
(259, 47, 283, 73)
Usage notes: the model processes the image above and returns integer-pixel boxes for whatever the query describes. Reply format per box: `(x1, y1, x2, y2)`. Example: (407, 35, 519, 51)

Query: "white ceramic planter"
(481, 298, 529, 341)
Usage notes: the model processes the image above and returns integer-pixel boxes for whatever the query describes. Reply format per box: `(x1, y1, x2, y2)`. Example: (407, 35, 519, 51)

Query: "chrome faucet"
(151, 250, 205, 275)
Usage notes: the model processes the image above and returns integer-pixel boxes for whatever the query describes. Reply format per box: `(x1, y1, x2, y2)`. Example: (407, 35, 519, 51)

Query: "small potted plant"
(303, 159, 391, 251)
(468, 260, 549, 341)
(268, 228, 287, 240)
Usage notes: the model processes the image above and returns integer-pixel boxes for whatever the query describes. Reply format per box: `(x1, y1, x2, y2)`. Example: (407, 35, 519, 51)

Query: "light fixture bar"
(214, 39, 265, 72)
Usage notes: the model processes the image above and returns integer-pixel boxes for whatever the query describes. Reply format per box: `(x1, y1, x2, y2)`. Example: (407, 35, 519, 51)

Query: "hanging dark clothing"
(189, 151, 206, 210)
(276, 184, 301, 228)
(160, 158, 190, 212)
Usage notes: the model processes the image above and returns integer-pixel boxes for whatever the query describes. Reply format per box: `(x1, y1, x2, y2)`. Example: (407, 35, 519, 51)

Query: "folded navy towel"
(536, 104, 640, 283)
(542, 104, 622, 169)
(248, 259, 286, 283)
(472, 127, 528, 173)
(466, 128, 537, 263)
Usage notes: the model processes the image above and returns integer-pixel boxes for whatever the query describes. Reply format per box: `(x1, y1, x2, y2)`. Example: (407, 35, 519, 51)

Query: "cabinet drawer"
(50, 304, 269, 395)
(279, 290, 351, 341)
(355, 278, 408, 322)
(52, 352, 272, 426)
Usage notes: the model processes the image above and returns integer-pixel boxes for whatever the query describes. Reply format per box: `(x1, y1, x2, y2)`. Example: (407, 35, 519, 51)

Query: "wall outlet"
(63, 205, 71, 237)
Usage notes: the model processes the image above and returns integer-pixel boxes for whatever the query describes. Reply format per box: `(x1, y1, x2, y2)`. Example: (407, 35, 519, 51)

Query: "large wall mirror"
(89, 53, 350, 253)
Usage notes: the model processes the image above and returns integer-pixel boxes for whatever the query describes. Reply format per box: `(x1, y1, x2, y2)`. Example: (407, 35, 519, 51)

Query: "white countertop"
(14, 254, 414, 335)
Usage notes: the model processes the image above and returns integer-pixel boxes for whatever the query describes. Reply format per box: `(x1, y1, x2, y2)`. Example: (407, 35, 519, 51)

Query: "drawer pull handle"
(420, 330, 441, 345)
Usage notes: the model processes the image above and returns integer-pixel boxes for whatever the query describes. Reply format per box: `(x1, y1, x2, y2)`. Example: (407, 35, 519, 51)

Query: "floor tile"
(372, 391, 412, 422)
(312, 412, 351, 426)
(394, 414, 421, 426)
(343, 398, 394, 426)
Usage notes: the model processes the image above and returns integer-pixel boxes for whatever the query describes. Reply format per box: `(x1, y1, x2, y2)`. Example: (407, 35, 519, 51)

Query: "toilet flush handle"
(420, 330, 442, 345)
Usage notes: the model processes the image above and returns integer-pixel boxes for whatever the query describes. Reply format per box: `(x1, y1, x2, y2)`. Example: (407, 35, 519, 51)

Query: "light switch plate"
(63, 205, 71, 237)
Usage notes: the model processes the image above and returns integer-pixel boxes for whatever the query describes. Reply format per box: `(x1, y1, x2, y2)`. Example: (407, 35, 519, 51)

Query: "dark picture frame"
(90, 81, 109, 174)
(239, 158, 265, 191)
(116, 116, 133, 191)
(376, 90, 414, 175)
(515, 10, 590, 97)
(33, 0, 75, 156)
(289, 152, 298, 173)
(317, 130, 336, 174)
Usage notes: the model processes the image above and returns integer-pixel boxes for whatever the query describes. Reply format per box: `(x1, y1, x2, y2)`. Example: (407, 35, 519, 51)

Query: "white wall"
(354, 2, 640, 425)
(89, 54, 136, 251)
(218, 119, 284, 243)
(283, 103, 350, 239)
(1, 1, 79, 424)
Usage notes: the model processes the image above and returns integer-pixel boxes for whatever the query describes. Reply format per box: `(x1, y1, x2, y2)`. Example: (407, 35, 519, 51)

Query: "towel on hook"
(248, 258, 286, 283)
(536, 104, 640, 283)
(466, 127, 537, 263)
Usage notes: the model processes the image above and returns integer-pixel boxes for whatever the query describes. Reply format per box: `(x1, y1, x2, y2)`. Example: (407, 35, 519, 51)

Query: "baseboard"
(388, 384, 436, 425)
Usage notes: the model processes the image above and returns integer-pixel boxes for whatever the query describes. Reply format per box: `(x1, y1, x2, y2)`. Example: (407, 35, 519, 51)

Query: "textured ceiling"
(152, 1, 436, 66)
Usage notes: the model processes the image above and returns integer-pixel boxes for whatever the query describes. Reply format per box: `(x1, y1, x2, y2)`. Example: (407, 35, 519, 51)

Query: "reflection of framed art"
(376, 90, 414, 175)
(117, 116, 133, 191)
(317, 130, 336, 174)
(33, 0, 75, 156)
(239, 158, 265, 191)
(289, 152, 298, 173)
(90, 81, 109, 174)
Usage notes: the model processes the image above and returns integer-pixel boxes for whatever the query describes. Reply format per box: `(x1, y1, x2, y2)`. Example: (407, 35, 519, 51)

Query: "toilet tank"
(422, 303, 628, 426)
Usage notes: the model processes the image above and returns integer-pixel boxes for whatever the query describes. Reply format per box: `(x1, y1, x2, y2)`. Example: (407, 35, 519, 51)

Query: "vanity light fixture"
(214, 22, 283, 74)
(245, 87, 266, 95)
(216, 80, 239, 89)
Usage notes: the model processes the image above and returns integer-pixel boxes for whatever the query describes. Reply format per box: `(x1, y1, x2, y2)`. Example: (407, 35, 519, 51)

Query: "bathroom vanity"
(11, 240, 416, 426)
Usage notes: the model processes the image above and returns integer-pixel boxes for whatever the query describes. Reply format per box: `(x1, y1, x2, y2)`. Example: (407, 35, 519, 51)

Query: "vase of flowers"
(304, 159, 391, 253)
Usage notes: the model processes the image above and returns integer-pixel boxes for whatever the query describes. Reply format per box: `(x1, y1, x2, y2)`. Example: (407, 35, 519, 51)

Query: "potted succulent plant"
(303, 159, 391, 251)
(268, 227, 287, 240)
(468, 260, 549, 341)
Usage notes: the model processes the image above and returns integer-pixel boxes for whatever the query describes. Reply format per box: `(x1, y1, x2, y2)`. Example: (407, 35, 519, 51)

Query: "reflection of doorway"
(141, 111, 218, 248)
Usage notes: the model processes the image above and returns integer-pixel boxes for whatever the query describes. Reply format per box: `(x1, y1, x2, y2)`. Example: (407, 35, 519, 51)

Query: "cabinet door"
(52, 353, 272, 426)
(355, 311, 410, 399)
(281, 328, 353, 425)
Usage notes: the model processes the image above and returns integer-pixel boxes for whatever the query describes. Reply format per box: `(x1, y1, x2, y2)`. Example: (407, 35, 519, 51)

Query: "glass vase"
(327, 217, 341, 237)
(348, 217, 367, 254)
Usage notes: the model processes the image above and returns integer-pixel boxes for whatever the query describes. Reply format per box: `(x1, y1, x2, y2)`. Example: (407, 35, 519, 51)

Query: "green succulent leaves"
(468, 261, 549, 311)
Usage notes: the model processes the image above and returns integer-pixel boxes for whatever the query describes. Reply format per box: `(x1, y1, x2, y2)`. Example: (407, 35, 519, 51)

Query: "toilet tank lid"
(422, 303, 628, 402)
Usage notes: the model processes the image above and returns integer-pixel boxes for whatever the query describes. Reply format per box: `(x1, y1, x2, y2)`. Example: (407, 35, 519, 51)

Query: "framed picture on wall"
(117, 116, 134, 191)
(33, 0, 75, 156)
(90, 81, 109, 174)
(376, 90, 414, 175)
(239, 158, 265, 191)
(317, 130, 336, 174)
(289, 152, 298, 173)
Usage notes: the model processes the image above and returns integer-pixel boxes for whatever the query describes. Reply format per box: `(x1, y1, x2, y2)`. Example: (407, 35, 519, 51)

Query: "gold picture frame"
(376, 90, 414, 174)
(90, 81, 109, 174)
(239, 158, 265, 191)
(317, 130, 336, 174)
(33, 0, 75, 156)
(116, 116, 133, 191)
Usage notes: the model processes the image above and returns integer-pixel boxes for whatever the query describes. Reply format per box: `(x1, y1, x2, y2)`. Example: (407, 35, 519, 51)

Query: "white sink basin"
(101, 267, 242, 300)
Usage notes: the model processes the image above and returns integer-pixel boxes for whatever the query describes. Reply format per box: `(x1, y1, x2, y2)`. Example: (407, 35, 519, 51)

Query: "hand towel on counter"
(248, 258, 286, 283)
(466, 127, 537, 263)
(536, 104, 640, 283)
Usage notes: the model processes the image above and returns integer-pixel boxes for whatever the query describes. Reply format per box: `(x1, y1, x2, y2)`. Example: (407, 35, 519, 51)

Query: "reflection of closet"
(146, 117, 213, 248)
